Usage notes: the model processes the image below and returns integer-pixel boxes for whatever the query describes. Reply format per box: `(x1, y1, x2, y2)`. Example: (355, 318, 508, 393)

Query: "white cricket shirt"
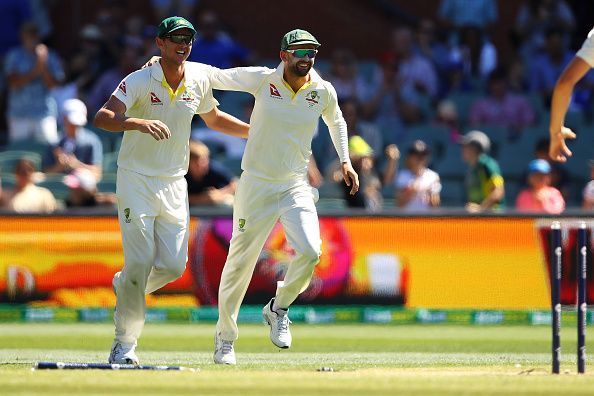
(112, 62, 218, 177)
(576, 27, 594, 66)
(209, 62, 349, 181)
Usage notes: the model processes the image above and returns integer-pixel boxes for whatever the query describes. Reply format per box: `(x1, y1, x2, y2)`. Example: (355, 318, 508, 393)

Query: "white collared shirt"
(576, 27, 594, 66)
(112, 62, 218, 177)
(209, 62, 349, 182)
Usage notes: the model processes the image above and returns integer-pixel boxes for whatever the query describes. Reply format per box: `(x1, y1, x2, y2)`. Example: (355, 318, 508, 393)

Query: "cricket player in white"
(209, 29, 360, 365)
(549, 27, 594, 161)
(93, 17, 249, 365)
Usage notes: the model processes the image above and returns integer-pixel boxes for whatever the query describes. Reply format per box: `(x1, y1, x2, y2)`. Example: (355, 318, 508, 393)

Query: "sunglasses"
(165, 34, 194, 45)
(285, 49, 318, 59)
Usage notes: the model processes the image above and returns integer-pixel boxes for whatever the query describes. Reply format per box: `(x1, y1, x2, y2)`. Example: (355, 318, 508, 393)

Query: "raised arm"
(548, 57, 590, 162)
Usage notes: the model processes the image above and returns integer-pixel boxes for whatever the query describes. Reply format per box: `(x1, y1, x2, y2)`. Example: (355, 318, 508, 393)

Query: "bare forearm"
(481, 186, 504, 210)
(206, 112, 249, 138)
(94, 108, 142, 133)
(549, 80, 574, 135)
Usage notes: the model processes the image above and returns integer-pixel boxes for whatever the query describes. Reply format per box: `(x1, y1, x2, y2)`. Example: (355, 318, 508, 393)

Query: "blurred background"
(0, 0, 593, 324)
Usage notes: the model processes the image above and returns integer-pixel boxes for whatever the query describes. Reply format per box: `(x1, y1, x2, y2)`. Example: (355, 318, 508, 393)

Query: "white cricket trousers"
(216, 172, 322, 341)
(8, 116, 59, 145)
(114, 168, 189, 344)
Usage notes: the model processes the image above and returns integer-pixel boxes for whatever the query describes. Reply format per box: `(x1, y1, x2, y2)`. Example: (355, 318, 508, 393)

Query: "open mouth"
(176, 50, 186, 56)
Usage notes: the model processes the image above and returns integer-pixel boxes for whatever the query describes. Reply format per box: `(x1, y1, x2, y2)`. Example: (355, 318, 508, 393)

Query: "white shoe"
(108, 340, 139, 365)
(213, 333, 236, 365)
(262, 299, 292, 349)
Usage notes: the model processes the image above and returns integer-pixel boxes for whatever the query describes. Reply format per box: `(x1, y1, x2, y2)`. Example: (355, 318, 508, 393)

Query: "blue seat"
(0, 150, 42, 174)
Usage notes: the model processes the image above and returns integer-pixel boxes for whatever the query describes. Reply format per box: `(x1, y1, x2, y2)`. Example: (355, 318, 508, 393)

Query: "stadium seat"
(439, 176, 465, 207)
(3, 140, 50, 156)
(504, 179, 523, 206)
(434, 144, 465, 179)
(315, 198, 346, 210)
(317, 181, 344, 199)
(498, 143, 531, 180)
(216, 157, 242, 177)
(37, 178, 70, 201)
(102, 152, 119, 173)
(447, 92, 481, 125)
(401, 124, 449, 159)
(0, 151, 42, 174)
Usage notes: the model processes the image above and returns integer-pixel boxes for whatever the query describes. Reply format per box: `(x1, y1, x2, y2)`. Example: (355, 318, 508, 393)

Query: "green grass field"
(1, 322, 594, 395)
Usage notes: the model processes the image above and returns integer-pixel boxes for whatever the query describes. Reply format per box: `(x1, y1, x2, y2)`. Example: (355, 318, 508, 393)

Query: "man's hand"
(549, 126, 576, 162)
(136, 119, 171, 140)
(341, 162, 359, 195)
(142, 56, 161, 69)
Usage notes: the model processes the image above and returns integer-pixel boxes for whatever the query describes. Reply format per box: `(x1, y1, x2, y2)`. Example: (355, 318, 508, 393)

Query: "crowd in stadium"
(0, 0, 593, 213)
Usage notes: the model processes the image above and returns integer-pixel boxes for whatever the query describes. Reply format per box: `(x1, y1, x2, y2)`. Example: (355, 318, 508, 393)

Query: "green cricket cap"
(281, 29, 320, 50)
(157, 16, 196, 37)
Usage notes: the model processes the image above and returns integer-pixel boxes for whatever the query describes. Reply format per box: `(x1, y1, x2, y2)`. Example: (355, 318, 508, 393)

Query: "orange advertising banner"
(0, 216, 551, 309)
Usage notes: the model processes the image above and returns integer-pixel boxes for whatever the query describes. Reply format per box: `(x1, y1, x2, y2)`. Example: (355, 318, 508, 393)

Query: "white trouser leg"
(274, 185, 321, 309)
(145, 177, 189, 294)
(216, 174, 278, 341)
(114, 169, 159, 344)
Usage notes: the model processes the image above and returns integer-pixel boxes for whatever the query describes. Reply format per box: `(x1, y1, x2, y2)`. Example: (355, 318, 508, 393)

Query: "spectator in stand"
(336, 136, 382, 212)
(514, 0, 575, 63)
(150, 0, 198, 22)
(460, 130, 505, 212)
(362, 53, 403, 129)
(64, 24, 109, 104)
(186, 140, 237, 206)
(87, 45, 141, 116)
(43, 99, 103, 181)
(187, 10, 251, 69)
(516, 159, 564, 213)
(341, 98, 383, 156)
(0, 1, 31, 59)
(326, 48, 370, 102)
(3, 158, 57, 213)
(438, 0, 498, 34)
(529, 28, 576, 106)
(63, 168, 116, 208)
(533, 138, 570, 200)
(582, 160, 594, 210)
(434, 99, 462, 143)
(468, 66, 536, 135)
(448, 25, 497, 83)
(414, 18, 451, 84)
(394, 140, 441, 211)
(4, 22, 64, 145)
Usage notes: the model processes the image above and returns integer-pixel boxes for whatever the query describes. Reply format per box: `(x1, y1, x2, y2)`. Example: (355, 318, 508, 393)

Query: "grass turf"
(1, 323, 594, 395)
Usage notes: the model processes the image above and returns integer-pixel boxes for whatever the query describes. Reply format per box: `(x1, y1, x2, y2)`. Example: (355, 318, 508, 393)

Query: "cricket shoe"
(108, 341, 139, 365)
(213, 333, 236, 365)
(262, 299, 292, 349)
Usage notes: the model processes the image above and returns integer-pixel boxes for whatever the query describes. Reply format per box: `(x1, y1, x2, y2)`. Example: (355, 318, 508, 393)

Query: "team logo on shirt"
(181, 91, 194, 102)
(305, 91, 319, 107)
(150, 92, 163, 105)
(269, 83, 282, 99)
(238, 218, 246, 232)
(118, 81, 127, 95)
(124, 208, 132, 223)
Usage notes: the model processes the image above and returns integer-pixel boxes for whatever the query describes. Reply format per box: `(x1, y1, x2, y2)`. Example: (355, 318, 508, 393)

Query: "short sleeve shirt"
(465, 154, 505, 207)
(112, 62, 218, 177)
(4, 46, 64, 118)
(576, 28, 594, 66)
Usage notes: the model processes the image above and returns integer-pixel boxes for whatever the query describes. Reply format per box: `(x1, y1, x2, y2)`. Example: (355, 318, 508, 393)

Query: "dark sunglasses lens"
(293, 49, 316, 58)
(169, 35, 193, 44)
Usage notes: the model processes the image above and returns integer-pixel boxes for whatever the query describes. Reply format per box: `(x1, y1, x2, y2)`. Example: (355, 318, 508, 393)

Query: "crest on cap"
(157, 16, 196, 37)
(281, 29, 320, 50)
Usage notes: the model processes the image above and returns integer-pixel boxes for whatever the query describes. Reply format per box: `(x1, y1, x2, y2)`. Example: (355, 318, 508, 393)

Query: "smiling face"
(281, 44, 317, 77)
(156, 27, 194, 66)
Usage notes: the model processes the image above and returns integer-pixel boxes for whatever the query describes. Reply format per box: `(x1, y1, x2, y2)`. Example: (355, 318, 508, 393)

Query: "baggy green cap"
(280, 29, 320, 50)
(157, 16, 196, 37)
